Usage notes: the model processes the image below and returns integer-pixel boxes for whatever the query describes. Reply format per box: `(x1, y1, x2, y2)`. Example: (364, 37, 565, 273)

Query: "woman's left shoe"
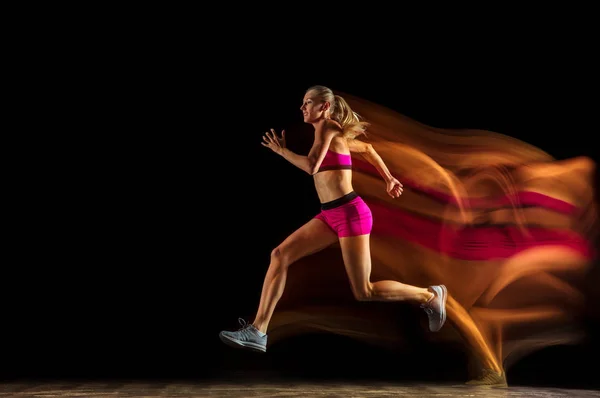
(219, 318, 267, 353)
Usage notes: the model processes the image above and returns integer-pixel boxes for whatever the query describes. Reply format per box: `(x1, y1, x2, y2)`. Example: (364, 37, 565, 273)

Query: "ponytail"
(331, 94, 369, 139)
(305, 85, 369, 139)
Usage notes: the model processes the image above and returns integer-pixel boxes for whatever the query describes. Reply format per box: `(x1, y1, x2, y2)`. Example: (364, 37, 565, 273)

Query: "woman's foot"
(219, 318, 267, 353)
(420, 285, 447, 332)
(466, 368, 508, 387)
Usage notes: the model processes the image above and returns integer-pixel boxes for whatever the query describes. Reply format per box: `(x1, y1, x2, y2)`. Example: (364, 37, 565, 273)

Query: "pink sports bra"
(317, 150, 352, 172)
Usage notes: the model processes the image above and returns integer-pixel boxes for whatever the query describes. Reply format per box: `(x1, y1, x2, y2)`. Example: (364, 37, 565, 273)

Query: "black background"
(5, 14, 598, 390)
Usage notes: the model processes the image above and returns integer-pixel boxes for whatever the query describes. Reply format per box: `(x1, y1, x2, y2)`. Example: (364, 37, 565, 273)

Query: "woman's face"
(300, 91, 328, 123)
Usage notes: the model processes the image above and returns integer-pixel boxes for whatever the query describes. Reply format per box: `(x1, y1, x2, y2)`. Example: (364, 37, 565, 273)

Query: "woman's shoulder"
(329, 129, 350, 151)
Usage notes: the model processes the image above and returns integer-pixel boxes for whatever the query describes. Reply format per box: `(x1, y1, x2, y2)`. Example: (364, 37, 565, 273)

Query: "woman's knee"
(270, 245, 293, 268)
(352, 284, 374, 301)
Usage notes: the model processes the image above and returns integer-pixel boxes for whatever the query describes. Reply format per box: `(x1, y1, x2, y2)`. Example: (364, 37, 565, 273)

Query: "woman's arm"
(348, 139, 393, 181)
(348, 138, 403, 198)
(277, 146, 313, 174)
(263, 125, 338, 175)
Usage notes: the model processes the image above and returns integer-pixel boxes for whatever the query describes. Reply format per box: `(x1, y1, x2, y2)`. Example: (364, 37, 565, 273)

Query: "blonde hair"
(306, 85, 369, 139)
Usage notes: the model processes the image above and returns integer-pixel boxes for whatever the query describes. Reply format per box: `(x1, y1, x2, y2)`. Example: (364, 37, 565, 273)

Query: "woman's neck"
(312, 118, 332, 132)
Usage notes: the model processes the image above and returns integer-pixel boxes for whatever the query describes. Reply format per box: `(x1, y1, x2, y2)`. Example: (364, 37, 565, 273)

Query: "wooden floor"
(0, 380, 598, 397)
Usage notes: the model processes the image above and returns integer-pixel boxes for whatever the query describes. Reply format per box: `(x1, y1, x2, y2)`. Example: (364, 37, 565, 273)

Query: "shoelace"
(237, 318, 252, 330)
(234, 318, 258, 340)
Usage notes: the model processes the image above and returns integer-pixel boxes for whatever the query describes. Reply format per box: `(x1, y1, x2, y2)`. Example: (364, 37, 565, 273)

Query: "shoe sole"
(219, 333, 266, 353)
(431, 284, 447, 332)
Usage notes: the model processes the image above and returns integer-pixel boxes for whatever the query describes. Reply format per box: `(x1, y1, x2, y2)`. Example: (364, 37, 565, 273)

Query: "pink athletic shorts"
(314, 191, 373, 237)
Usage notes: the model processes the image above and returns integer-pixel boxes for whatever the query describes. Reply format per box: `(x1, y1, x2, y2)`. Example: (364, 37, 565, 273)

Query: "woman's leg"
(252, 218, 338, 333)
(220, 218, 338, 352)
(339, 234, 447, 331)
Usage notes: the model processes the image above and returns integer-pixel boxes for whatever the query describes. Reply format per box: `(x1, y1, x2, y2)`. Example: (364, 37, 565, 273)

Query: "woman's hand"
(386, 177, 403, 198)
(261, 128, 286, 155)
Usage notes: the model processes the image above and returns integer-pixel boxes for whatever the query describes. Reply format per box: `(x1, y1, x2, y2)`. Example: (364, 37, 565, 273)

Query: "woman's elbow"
(359, 144, 376, 160)
(307, 161, 319, 175)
